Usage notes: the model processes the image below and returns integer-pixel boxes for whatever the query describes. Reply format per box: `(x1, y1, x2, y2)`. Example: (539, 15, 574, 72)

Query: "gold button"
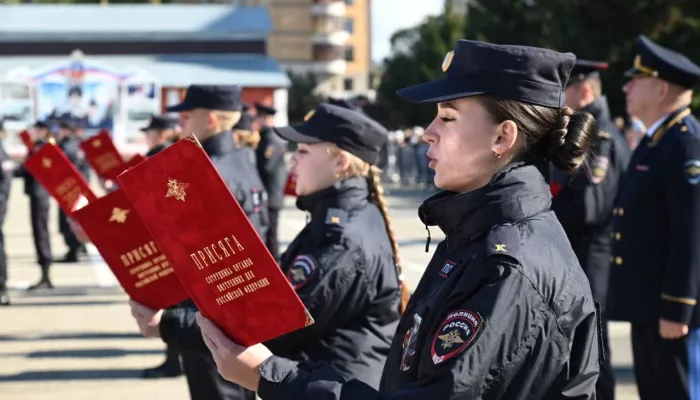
(612, 208, 618, 216)
(615, 257, 623, 265)
(615, 232, 621, 240)
(619, 208, 624, 216)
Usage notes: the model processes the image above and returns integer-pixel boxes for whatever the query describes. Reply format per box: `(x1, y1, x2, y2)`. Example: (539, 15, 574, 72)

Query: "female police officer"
(195, 39, 601, 398)
(258, 102, 407, 389)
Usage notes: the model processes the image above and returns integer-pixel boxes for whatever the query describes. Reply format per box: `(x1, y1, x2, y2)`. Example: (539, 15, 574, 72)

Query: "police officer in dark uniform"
(258, 103, 405, 389)
(254, 103, 287, 260)
(21, 121, 53, 290)
(196, 39, 601, 398)
(142, 116, 175, 158)
(55, 119, 85, 263)
(129, 85, 268, 400)
(607, 35, 700, 400)
(552, 60, 631, 400)
(0, 120, 13, 306)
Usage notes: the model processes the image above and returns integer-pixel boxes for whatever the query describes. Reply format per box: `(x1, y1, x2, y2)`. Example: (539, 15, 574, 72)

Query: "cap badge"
(442, 50, 455, 72)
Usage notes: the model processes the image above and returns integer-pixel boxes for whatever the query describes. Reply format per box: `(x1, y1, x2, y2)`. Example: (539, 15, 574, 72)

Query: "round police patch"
(431, 310, 483, 365)
(287, 255, 317, 290)
(588, 156, 609, 185)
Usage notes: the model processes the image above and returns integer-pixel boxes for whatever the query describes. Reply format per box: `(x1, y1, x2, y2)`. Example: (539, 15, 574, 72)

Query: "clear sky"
(370, 0, 445, 63)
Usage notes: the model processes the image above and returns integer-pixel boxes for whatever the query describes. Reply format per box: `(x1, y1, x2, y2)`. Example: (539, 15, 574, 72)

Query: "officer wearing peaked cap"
(233, 112, 259, 165)
(552, 58, 631, 400)
(607, 35, 700, 400)
(254, 102, 287, 261)
(195, 39, 601, 399)
(128, 85, 268, 400)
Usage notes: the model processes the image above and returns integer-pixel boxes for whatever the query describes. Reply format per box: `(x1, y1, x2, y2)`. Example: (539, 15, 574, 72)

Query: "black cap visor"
(273, 124, 324, 144)
(165, 101, 196, 112)
(396, 77, 486, 104)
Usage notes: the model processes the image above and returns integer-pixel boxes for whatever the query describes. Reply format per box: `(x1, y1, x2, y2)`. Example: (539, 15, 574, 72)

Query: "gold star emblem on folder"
(42, 158, 52, 168)
(92, 139, 101, 148)
(109, 207, 130, 223)
(165, 178, 189, 202)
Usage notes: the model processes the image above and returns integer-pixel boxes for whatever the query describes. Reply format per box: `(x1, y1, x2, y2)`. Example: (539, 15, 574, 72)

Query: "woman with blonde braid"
(246, 103, 406, 389)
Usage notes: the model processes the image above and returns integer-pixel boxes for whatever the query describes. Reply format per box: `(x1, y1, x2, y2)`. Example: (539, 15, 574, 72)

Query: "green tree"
(377, 2, 466, 128)
(465, 0, 700, 118)
(286, 71, 324, 125)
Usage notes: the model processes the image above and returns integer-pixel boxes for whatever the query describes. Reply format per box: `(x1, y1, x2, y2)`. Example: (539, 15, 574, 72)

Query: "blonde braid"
(367, 165, 410, 315)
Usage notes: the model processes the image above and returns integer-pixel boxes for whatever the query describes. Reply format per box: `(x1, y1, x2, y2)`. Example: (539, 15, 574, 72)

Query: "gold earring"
(494, 151, 502, 159)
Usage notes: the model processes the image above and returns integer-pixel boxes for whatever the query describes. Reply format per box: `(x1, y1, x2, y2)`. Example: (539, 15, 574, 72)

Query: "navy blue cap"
(233, 112, 254, 132)
(568, 60, 608, 85)
(273, 103, 387, 165)
(625, 35, 700, 89)
(33, 120, 49, 130)
(140, 116, 175, 132)
(255, 102, 276, 116)
(242, 103, 251, 112)
(58, 118, 77, 131)
(397, 39, 576, 108)
(166, 85, 242, 112)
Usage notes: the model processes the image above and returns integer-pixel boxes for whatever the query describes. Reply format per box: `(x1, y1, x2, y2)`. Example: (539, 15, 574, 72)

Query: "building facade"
(194, 0, 372, 98)
(0, 4, 290, 157)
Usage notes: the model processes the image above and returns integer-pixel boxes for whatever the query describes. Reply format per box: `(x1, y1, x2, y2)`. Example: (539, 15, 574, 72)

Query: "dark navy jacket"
(608, 106, 700, 327)
(257, 164, 600, 399)
(264, 177, 401, 389)
(552, 96, 631, 306)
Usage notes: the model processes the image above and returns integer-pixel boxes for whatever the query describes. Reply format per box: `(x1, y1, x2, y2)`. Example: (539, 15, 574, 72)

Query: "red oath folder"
(283, 171, 298, 197)
(24, 143, 98, 214)
(117, 134, 313, 346)
(19, 130, 33, 151)
(80, 130, 127, 180)
(72, 189, 189, 310)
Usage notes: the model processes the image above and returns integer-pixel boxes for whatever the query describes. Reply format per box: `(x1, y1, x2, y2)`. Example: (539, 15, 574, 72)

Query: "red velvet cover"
(24, 143, 98, 214)
(283, 171, 298, 197)
(80, 130, 126, 180)
(71, 189, 189, 310)
(121, 154, 147, 174)
(19, 130, 33, 151)
(117, 134, 313, 346)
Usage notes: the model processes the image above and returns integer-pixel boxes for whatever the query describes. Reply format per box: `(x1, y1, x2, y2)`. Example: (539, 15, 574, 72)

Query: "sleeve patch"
(431, 310, 483, 365)
(287, 255, 318, 290)
(264, 144, 275, 159)
(684, 160, 700, 185)
(588, 156, 609, 184)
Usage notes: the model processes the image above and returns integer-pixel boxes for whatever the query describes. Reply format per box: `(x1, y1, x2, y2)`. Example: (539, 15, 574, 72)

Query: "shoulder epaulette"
(485, 223, 521, 262)
(598, 130, 611, 140)
(325, 208, 348, 226)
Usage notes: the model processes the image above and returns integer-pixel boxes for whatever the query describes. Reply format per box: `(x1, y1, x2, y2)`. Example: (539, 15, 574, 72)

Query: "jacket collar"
(201, 131, 236, 157)
(418, 163, 551, 245)
(296, 177, 369, 222)
(583, 96, 611, 122)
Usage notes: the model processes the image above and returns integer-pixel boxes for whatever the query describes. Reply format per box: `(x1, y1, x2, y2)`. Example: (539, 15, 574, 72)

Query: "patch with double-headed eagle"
(431, 310, 483, 365)
(588, 156, 610, 185)
(287, 255, 318, 290)
(684, 160, 700, 185)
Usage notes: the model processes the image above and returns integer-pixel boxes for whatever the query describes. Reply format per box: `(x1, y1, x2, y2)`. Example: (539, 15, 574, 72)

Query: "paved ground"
(0, 179, 639, 399)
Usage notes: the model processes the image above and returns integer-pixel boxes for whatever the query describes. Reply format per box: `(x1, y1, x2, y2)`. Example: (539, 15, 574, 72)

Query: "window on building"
(344, 18, 354, 33)
(344, 47, 354, 61)
(344, 78, 354, 91)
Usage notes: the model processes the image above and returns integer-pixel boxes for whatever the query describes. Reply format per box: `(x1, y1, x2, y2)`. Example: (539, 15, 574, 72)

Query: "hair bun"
(548, 107, 596, 174)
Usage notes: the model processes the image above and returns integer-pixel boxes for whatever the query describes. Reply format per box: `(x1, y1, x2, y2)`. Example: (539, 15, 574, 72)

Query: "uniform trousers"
(180, 350, 256, 400)
(265, 208, 280, 261)
(631, 324, 700, 400)
(30, 197, 52, 274)
(0, 202, 7, 289)
(596, 316, 615, 400)
(58, 209, 80, 254)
